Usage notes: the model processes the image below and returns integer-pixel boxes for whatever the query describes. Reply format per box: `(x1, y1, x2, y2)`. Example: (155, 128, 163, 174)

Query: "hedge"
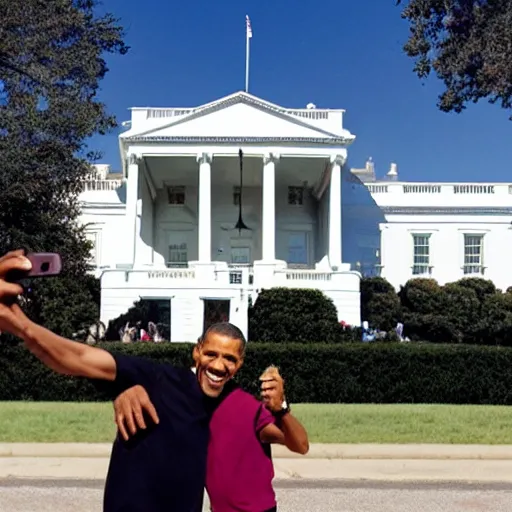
(248, 288, 342, 342)
(3, 342, 512, 405)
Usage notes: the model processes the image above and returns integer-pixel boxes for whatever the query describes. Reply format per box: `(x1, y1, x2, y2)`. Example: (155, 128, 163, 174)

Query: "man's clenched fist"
(259, 365, 285, 413)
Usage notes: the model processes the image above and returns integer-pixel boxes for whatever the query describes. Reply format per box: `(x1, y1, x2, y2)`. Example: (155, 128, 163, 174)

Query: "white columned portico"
(262, 153, 279, 261)
(197, 153, 212, 262)
(126, 153, 140, 266)
(328, 155, 344, 270)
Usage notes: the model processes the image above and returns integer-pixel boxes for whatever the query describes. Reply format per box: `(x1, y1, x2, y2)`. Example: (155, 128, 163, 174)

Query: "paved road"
(0, 479, 512, 511)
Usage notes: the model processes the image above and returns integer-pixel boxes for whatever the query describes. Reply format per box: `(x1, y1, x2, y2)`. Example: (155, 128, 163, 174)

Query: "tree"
(248, 288, 343, 343)
(398, 1, 512, 117)
(360, 277, 401, 331)
(0, 0, 128, 338)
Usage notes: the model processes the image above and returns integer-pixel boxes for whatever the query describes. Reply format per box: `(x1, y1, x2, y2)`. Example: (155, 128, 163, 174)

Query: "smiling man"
(0, 251, 308, 512)
(115, 330, 309, 512)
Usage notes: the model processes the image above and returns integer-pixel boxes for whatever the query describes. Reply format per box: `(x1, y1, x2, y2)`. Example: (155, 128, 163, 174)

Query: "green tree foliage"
(398, 0, 512, 117)
(0, 0, 128, 337)
(399, 278, 445, 315)
(474, 293, 512, 346)
(248, 288, 344, 343)
(394, 275, 512, 344)
(441, 282, 480, 342)
(360, 277, 401, 331)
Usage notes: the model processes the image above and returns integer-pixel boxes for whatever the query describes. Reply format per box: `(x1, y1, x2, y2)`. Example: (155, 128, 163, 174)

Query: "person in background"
(140, 327, 151, 342)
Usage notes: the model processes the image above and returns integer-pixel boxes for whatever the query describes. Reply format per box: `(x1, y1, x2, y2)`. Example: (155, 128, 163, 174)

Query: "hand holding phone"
(5, 253, 62, 283)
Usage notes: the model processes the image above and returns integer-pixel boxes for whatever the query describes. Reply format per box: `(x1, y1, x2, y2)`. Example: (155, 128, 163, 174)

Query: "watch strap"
(272, 399, 290, 419)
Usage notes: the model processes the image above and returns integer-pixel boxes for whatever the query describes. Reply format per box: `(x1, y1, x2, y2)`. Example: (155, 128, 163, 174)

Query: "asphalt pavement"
(0, 479, 512, 512)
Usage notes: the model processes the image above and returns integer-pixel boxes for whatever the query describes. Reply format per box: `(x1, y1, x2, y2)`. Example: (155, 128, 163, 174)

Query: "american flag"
(246, 15, 253, 39)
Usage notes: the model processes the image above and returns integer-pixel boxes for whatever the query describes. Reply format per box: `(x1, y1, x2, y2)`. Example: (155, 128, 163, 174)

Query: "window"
(85, 231, 99, 266)
(287, 232, 308, 266)
(233, 186, 241, 206)
(167, 186, 185, 205)
(464, 234, 484, 274)
(287, 186, 304, 206)
(168, 243, 188, 267)
(412, 234, 431, 275)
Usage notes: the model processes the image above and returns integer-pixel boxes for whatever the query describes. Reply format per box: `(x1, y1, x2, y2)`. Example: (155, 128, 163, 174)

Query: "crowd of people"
(0, 250, 309, 511)
(119, 321, 165, 343)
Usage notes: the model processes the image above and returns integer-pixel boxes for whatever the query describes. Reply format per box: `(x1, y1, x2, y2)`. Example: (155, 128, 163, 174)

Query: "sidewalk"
(2, 444, 512, 483)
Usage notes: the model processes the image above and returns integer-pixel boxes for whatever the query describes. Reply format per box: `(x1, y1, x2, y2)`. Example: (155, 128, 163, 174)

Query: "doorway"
(140, 298, 171, 340)
(203, 299, 230, 332)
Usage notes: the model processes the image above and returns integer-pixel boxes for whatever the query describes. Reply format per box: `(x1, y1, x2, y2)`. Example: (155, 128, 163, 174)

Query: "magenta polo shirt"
(206, 385, 277, 512)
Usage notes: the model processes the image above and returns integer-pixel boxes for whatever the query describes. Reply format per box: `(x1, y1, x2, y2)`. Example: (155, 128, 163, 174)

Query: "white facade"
(345, 159, 512, 292)
(81, 92, 512, 341)
(79, 92, 362, 341)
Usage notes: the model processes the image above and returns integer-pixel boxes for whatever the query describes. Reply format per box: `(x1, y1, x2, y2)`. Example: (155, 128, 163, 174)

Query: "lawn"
(1, 402, 512, 444)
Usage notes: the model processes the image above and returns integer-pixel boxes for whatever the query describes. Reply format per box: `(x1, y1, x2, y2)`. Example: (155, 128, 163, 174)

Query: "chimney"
(387, 162, 398, 181)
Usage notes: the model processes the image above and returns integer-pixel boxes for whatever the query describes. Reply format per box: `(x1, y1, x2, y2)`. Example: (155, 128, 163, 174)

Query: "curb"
(2, 443, 512, 460)
(3, 458, 512, 483)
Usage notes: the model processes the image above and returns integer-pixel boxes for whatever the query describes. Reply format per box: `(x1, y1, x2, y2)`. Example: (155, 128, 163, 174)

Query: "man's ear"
(192, 344, 200, 364)
(234, 355, 244, 373)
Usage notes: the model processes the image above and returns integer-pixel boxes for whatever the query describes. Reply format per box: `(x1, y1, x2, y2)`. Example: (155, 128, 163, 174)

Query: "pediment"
(127, 96, 343, 141)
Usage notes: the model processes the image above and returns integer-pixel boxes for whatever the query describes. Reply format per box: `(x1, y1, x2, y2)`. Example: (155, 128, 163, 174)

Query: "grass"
(0, 402, 512, 444)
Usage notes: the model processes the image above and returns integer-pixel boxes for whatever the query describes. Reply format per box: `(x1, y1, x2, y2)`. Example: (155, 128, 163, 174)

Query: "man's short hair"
(198, 322, 247, 353)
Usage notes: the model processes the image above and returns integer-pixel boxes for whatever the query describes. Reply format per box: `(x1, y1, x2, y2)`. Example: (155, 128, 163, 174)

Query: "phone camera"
(40, 262, 50, 272)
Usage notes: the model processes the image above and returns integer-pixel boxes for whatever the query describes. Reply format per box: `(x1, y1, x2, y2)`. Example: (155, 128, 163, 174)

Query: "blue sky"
(92, 0, 511, 183)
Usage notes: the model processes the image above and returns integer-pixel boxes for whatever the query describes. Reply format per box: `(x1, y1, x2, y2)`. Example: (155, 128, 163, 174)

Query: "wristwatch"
(273, 399, 290, 419)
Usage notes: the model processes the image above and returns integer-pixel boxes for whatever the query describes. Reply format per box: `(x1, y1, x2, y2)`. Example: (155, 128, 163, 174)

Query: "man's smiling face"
(193, 330, 244, 397)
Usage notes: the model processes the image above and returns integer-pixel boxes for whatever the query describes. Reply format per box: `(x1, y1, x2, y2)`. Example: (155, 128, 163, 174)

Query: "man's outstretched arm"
(0, 251, 116, 381)
(22, 321, 116, 380)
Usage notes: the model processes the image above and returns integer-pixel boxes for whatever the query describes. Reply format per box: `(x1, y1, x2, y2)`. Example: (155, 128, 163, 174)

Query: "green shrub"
(396, 276, 511, 344)
(441, 283, 480, 343)
(401, 313, 456, 342)
(248, 288, 342, 342)
(4, 342, 512, 404)
(399, 278, 445, 316)
(360, 277, 401, 331)
(473, 293, 512, 346)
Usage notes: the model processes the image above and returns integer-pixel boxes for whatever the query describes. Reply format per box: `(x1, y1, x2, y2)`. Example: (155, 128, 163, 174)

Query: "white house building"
(80, 91, 512, 341)
(80, 91, 362, 341)
(354, 159, 512, 292)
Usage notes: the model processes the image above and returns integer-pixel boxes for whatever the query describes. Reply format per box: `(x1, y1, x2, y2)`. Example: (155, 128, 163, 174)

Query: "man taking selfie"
(0, 250, 308, 512)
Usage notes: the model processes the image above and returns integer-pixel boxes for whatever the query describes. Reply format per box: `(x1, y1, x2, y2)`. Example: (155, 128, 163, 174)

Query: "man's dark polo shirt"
(101, 354, 213, 512)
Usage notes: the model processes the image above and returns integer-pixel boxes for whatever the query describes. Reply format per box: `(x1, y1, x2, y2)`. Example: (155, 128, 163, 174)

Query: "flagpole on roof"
(245, 15, 252, 93)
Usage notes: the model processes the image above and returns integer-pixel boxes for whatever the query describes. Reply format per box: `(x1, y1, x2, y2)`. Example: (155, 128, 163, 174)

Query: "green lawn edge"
(0, 402, 511, 444)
